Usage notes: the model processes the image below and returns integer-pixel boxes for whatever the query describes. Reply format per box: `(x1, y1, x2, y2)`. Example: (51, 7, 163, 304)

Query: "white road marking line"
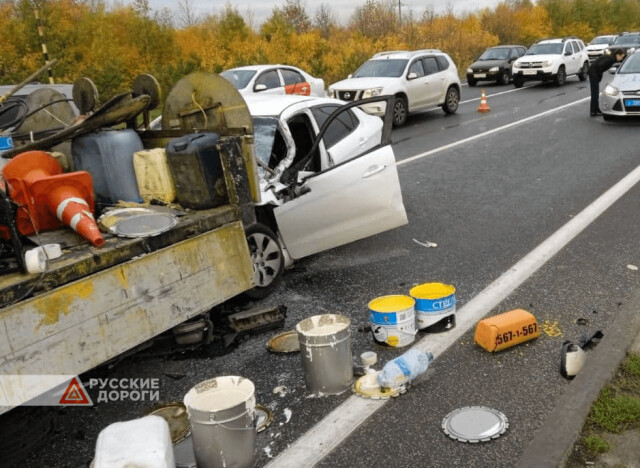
(397, 97, 589, 167)
(266, 94, 630, 468)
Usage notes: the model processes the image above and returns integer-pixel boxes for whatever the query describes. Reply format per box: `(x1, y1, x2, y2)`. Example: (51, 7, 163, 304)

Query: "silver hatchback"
(600, 50, 640, 120)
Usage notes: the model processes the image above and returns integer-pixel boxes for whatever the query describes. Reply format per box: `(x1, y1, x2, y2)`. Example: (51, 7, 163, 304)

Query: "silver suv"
(512, 37, 590, 87)
(328, 50, 461, 126)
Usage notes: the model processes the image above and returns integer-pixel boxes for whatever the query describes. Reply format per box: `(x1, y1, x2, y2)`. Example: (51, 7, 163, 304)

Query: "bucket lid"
(255, 405, 274, 433)
(410, 283, 456, 299)
(296, 314, 350, 337)
(184, 376, 255, 414)
(352, 372, 405, 400)
(368, 295, 415, 313)
(145, 402, 190, 444)
(442, 406, 508, 443)
(98, 208, 177, 238)
(266, 330, 300, 353)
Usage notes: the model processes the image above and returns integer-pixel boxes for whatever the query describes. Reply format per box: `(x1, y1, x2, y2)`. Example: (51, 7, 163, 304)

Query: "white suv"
(328, 50, 461, 126)
(512, 37, 590, 88)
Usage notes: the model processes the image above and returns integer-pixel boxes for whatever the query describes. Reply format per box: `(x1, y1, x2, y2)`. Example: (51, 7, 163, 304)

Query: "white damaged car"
(245, 94, 408, 296)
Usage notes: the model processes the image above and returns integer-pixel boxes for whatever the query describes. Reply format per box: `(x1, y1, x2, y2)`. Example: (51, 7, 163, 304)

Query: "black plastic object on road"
(165, 132, 228, 210)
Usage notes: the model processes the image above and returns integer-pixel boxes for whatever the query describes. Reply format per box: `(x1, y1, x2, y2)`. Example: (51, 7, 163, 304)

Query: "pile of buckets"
(369, 282, 457, 348)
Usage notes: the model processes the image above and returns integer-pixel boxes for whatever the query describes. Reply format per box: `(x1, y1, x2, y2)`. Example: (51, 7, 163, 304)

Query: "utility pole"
(33, 5, 54, 84)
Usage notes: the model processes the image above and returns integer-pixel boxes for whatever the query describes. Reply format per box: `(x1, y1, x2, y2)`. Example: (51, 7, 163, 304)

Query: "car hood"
(330, 77, 400, 90)
(612, 73, 640, 91)
(469, 59, 507, 71)
(587, 44, 609, 51)
(516, 54, 559, 63)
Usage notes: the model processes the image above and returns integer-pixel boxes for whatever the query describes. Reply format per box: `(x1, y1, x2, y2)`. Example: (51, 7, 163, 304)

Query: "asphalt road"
(18, 74, 640, 467)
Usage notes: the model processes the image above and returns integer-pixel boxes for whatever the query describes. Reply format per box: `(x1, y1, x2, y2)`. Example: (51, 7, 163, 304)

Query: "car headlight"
(328, 89, 335, 98)
(542, 60, 553, 67)
(362, 88, 383, 99)
(604, 48, 612, 55)
(489, 67, 499, 73)
(466, 68, 473, 74)
(513, 62, 520, 69)
(604, 84, 619, 96)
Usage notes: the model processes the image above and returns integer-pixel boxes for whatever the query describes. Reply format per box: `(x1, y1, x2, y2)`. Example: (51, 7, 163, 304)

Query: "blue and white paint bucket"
(410, 282, 457, 332)
(368, 295, 416, 347)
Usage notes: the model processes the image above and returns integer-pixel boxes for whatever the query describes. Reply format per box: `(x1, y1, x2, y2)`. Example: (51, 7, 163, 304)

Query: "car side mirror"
(254, 84, 267, 91)
(609, 66, 618, 74)
(407, 72, 418, 80)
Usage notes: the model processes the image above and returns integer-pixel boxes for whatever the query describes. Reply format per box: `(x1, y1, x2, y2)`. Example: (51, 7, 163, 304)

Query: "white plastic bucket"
(410, 282, 456, 332)
(183, 376, 256, 468)
(368, 295, 416, 347)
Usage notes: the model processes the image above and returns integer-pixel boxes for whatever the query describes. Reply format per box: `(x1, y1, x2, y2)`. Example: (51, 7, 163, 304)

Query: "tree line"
(1, 0, 639, 100)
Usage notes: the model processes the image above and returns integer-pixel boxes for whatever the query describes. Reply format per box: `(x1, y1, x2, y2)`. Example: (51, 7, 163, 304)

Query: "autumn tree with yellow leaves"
(2, 0, 640, 100)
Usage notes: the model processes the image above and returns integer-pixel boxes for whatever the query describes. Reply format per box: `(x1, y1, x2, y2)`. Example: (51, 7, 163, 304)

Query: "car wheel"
(498, 70, 510, 85)
(554, 66, 566, 86)
(244, 223, 284, 299)
(443, 86, 460, 114)
(513, 77, 524, 88)
(578, 62, 589, 81)
(467, 79, 477, 87)
(392, 96, 408, 127)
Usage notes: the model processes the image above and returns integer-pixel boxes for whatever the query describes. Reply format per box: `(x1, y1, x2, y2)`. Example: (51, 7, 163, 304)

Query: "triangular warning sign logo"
(59, 377, 91, 405)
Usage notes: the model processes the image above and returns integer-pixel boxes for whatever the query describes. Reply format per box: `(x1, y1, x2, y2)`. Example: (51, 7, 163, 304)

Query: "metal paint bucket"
(410, 282, 456, 332)
(368, 295, 416, 347)
(183, 376, 256, 468)
(296, 314, 353, 396)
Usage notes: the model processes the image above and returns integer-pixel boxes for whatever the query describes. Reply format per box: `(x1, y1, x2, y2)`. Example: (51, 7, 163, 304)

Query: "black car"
(606, 32, 640, 60)
(466, 45, 527, 86)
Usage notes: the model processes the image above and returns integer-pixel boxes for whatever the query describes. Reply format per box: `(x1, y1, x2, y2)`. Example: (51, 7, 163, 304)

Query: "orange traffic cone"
(2, 151, 104, 247)
(478, 89, 490, 113)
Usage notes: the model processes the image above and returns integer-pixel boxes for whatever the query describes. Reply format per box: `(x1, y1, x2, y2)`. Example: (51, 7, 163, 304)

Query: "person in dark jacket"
(588, 48, 625, 116)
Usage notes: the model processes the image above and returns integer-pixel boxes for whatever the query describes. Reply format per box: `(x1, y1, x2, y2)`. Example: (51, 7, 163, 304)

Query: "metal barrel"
(183, 376, 256, 468)
(296, 314, 353, 396)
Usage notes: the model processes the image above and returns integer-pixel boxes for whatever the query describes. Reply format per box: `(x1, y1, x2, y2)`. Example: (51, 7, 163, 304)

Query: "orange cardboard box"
(474, 309, 540, 352)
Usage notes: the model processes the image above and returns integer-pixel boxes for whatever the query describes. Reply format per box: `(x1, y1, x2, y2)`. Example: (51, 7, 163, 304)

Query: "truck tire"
(244, 223, 284, 299)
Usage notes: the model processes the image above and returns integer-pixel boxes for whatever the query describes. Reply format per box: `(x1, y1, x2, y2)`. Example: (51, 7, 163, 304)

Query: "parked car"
(466, 45, 527, 86)
(244, 94, 407, 292)
(586, 35, 616, 61)
(220, 65, 326, 97)
(327, 50, 461, 127)
(512, 37, 589, 87)
(605, 32, 640, 59)
(600, 50, 640, 121)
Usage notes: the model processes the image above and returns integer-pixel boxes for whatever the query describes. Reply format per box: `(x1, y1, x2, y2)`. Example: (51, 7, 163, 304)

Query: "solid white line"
(397, 97, 588, 167)
(266, 95, 637, 468)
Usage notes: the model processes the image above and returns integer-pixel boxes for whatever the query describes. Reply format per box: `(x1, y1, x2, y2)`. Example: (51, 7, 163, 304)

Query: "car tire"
(513, 77, 524, 88)
(578, 62, 589, 81)
(443, 86, 460, 114)
(498, 70, 510, 85)
(554, 66, 566, 86)
(392, 96, 408, 127)
(467, 79, 477, 87)
(244, 223, 284, 299)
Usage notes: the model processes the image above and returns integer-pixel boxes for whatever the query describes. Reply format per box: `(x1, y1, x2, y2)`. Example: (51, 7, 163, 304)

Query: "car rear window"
(436, 56, 449, 71)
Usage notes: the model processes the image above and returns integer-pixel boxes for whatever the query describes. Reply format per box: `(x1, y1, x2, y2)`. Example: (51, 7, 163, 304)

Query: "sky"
(139, 0, 501, 26)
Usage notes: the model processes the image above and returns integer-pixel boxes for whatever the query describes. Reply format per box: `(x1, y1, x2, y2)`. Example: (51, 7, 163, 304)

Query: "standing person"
(588, 48, 625, 116)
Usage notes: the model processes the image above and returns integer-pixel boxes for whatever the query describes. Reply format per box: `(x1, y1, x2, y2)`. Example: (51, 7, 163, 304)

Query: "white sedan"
(244, 94, 408, 296)
(221, 65, 326, 97)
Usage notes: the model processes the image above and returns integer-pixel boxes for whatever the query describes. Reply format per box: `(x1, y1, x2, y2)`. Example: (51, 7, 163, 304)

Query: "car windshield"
(613, 35, 640, 45)
(618, 53, 640, 74)
(353, 59, 408, 78)
(590, 36, 612, 45)
(526, 43, 563, 55)
(479, 48, 510, 60)
(252, 116, 278, 175)
(220, 70, 256, 89)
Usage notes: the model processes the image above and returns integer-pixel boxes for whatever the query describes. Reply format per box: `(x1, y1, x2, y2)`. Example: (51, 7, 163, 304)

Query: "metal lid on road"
(145, 401, 191, 444)
(255, 405, 274, 433)
(266, 330, 300, 353)
(442, 406, 508, 443)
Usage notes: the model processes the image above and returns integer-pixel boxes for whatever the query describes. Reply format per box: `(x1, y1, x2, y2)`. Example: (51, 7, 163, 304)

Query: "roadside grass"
(571, 353, 640, 462)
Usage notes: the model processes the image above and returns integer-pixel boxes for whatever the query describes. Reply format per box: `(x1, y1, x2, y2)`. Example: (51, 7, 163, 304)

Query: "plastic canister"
(133, 148, 176, 204)
(410, 282, 457, 332)
(183, 376, 256, 468)
(165, 132, 228, 210)
(296, 314, 353, 395)
(71, 129, 143, 206)
(368, 295, 416, 347)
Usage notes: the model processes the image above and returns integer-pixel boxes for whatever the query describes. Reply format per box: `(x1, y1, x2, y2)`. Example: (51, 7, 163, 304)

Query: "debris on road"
(474, 309, 540, 352)
(377, 349, 434, 389)
(368, 295, 416, 347)
(412, 238, 438, 248)
(411, 282, 457, 332)
(255, 405, 273, 433)
(224, 305, 288, 346)
(560, 330, 604, 379)
(542, 320, 563, 337)
(627, 264, 638, 271)
(442, 406, 508, 443)
(267, 330, 300, 353)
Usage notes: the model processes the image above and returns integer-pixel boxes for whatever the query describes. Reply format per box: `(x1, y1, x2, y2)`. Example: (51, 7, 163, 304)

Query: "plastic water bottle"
(377, 349, 434, 389)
